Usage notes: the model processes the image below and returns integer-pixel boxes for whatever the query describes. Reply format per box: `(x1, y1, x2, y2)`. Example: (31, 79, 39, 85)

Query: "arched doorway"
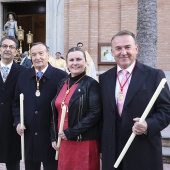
(3, 1, 46, 52)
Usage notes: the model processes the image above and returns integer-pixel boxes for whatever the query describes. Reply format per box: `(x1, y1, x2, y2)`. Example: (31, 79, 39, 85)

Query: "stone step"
(161, 125, 170, 138)
(162, 138, 170, 147)
(161, 125, 170, 165)
(163, 156, 170, 164)
(161, 124, 170, 148)
(162, 147, 170, 157)
(162, 147, 170, 164)
(164, 164, 170, 170)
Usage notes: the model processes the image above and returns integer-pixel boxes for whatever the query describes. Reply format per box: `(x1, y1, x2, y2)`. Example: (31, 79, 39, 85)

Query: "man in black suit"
(13, 42, 67, 170)
(99, 30, 170, 170)
(0, 36, 26, 170)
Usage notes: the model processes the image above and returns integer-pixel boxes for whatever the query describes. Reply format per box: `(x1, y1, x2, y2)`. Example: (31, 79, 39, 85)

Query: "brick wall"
(157, 1, 170, 70)
(64, 0, 170, 72)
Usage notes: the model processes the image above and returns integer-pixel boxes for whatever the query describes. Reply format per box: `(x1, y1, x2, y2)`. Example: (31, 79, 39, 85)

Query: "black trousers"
(6, 160, 20, 170)
(25, 160, 58, 170)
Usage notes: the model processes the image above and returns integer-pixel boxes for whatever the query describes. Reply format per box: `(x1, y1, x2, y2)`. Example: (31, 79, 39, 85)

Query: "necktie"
(117, 70, 129, 116)
(37, 71, 43, 79)
(2, 66, 9, 82)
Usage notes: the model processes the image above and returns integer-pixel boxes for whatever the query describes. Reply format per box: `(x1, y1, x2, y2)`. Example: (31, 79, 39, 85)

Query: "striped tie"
(2, 66, 9, 82)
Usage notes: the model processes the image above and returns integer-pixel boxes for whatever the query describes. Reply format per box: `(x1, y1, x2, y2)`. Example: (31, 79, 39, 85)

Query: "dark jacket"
(51, 75, 102, 142)
(0, 62, 26, 162)
(21, 57, 32, 68)
(12, 64, 67, 162)
(99, 61, 170, 170)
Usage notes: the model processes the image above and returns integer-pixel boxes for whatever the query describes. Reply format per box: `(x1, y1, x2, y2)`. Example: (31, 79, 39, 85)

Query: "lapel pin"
(78, 89, 81, 92)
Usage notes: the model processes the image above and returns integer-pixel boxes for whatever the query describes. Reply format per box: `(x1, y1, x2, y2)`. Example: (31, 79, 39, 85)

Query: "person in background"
(20, 51, 32, 68)
(77, 42, 97, 80)
(4, 12, 18, 38)
(14, 49, 21, 64)
(55, 52, 67, 72)
(51, 47, 102, 170)
(46, 47, 58, 68)
(60, 56, 65, 60)
(0, 36, 26, 170)
(13, 42, 67, 170)
(99, 30, 170, 170)
(48, 55, 58, 68)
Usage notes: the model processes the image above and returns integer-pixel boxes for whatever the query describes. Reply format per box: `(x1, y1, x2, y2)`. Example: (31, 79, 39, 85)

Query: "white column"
(46, 0, 64, 58)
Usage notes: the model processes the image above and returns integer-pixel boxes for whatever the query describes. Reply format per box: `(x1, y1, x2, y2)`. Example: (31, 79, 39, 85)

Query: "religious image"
(101, 46, 115, 62)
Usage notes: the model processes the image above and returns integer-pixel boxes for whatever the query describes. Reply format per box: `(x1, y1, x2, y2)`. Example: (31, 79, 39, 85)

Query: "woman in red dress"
(51, 47, 102, 170)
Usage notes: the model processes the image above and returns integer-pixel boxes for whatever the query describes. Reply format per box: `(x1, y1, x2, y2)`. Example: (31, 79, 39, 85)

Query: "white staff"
(55, 104, 67, 160)
(114, 78, 167, 168)
(20, 93, 25, 162)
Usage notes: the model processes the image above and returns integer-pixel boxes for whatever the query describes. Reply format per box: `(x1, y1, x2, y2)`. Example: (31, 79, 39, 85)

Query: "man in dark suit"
(20, 51, 32, 68)
(0, 36, 26, 170)
(13, 42, 67, 170)
(99, 30, 170, 170)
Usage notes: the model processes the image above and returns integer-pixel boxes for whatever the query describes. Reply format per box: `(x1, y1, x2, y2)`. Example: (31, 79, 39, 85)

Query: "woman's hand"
(58, 131, 67, 140)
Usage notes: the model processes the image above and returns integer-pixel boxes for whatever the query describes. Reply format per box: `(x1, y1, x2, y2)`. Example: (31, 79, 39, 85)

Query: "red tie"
(117, 70, 129, 116)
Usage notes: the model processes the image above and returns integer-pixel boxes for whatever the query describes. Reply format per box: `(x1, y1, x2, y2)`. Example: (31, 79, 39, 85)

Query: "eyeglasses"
(1, 44, 16, 50)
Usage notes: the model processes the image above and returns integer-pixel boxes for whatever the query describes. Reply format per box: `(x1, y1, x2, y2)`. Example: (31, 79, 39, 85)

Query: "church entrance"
(2, 1, 46, 52)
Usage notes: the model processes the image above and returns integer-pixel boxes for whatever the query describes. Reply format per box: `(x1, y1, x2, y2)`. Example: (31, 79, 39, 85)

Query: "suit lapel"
(123, 61, 151, 110)
(43, 64, 54, 80)
(0, 72, 3, 84)
(107, 68, 117, 108)
(100, 67, 117, 110)
(5, 62, 20, 85)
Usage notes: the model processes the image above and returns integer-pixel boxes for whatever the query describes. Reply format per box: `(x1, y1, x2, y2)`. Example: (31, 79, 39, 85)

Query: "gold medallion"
(66, 89, 70, 95)
(35, 90, 40, 97)
(118, 91, 123, 101)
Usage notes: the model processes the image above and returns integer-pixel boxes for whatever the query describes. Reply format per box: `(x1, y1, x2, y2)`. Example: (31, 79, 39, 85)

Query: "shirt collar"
(117, 60, 136, 74)
(1, 61, 13, 70)
(35, 64, 48, 74)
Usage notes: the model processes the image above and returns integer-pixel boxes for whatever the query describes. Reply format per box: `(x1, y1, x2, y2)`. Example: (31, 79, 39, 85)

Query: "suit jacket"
(21, 57, 32, 68)
(99, 61, 170, 170)
(0, 62, 26, 162)
(12, 64, 67, 162)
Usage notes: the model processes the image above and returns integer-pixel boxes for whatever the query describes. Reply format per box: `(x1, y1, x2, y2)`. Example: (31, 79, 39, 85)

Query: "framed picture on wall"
(98, 43, 116, 65)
